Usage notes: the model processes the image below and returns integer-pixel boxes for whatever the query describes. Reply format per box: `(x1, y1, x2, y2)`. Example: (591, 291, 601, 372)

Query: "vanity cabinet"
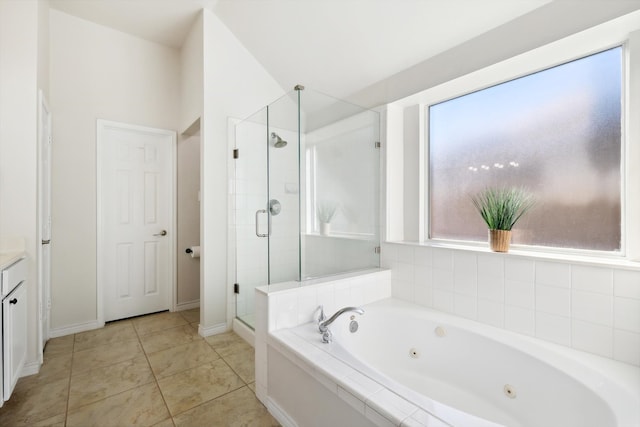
(1, 257, 27, 403)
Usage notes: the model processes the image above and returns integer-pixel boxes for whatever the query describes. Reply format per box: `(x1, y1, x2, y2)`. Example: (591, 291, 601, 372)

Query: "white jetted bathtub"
(268, 298, 640, 427)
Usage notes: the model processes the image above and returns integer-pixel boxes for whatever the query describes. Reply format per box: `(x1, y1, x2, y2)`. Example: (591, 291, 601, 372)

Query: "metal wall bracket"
(233, 149, 239, 159)
(234, 283, 239, 294)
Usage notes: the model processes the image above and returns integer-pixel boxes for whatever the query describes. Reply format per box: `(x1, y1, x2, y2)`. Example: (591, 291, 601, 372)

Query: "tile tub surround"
(381, 242, 640, 366)
(254, 269, 392, 422)
(0, 308, 279, 426)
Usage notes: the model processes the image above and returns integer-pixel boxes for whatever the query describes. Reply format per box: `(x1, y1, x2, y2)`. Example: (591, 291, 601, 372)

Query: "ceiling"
(48, 0, 555, 100)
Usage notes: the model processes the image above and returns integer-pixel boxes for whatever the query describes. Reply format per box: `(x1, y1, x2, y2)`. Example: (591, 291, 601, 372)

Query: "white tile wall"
(266, 270, 392, 332)
(382, 242, 640, 366)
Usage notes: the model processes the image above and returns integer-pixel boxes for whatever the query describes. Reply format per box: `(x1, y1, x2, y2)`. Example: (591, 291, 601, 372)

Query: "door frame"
(37, 89, 51, 362)
(96, 119, 177, 326)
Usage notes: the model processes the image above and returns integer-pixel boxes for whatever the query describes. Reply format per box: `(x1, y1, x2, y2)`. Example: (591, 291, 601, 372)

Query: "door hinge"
(374, 141, 381, 149)
(233, 283, 239, 294)
(374, 246, 381, 254)
(233, 149, 239, 159)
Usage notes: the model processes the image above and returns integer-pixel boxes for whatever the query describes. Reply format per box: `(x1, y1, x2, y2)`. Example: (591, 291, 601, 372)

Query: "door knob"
(154, 230, 167, 236)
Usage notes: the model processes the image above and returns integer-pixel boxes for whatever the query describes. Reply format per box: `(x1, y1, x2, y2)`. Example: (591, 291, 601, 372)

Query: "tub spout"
(318, 306, 364, 334)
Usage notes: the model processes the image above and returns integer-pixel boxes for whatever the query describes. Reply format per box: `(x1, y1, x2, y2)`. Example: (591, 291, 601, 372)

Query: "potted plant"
(317, 201, 338, 236)
(471, 187, 535, 252)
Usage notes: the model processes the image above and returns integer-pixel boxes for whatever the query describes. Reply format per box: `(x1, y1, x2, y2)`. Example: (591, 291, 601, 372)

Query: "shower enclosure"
(233, 86, 380, 328)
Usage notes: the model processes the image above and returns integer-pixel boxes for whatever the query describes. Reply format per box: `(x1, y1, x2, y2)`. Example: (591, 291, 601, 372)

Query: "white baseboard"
(266, 397, 298, 427)
(20, 360, 41, 377)
(198, 322, 228, 337)
(48, 319, 103, 338)
(232, 318, 255, 347)
(175, 300, 200, 311)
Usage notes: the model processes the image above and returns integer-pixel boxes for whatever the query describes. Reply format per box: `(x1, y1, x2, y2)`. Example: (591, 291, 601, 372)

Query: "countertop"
(0, 252, 26, 271)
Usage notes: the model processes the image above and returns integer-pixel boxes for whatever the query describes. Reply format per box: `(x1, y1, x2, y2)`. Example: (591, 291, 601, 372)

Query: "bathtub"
(268, 298, 640, 427)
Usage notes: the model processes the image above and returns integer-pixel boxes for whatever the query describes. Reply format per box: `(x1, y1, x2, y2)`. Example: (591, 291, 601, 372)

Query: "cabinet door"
(3, 282, 27, 400)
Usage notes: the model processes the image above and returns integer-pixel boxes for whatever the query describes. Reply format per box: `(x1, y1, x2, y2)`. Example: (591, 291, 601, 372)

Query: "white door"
(98, 120, 176, 322)
(37, 90, 52, 355)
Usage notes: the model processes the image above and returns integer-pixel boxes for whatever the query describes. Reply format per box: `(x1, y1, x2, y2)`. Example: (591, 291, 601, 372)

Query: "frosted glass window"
(429, 47, 622, 251)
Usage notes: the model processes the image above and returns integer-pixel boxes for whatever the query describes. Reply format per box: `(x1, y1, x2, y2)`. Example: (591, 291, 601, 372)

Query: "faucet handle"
(317, 305, 326, 324)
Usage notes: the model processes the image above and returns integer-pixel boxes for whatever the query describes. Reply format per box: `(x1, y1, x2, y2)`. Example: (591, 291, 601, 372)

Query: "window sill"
(386, 239, 640, 271)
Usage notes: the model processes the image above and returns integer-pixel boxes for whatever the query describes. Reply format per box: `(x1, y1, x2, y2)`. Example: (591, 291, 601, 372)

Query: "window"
(429, 47, 622, 251)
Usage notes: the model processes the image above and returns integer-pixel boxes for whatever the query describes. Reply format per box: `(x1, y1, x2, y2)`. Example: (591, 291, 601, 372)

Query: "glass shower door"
(234, 93, 301, 329)
(234, 109, 269, 328)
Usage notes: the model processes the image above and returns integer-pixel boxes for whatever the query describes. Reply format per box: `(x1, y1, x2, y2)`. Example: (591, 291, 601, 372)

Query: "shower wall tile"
(265, 269, 391, 337)
(414, 246, 432, 266)
(614, 297, 640, 333)
(433, 289, 454, 313)
(614, 269, 640, 299)
(414, 285, 433, 308)
(454, 293, 477, 320)
(505, 279, 535, 310)
(572, 290, 613, 327)
(316, 284, 336, 314)
(274, 292, 299, 330)
(334, 283, 352, 310)
(535, 312, 571, 346)
(414, 265, 432, 288)
(453, 251, 477, 297)
(614, 329, 640, 366)
(505, 258, 535, 283)
(535, 284, 570, 317)
(477, 254, 504, 279)
(432, 248, 454, 270)
(432, 268, 454, 291)
(572, 265, 613, 294)
(505, 305, 535, 336)
(297, 287, 319, 325)
(477, 299, 504, 328)
(394, 262, 414, 284)
(535, 261, 571, 288)
(396, 245, 414, 265)
(477, 274, 505, 302)
(392, 280, 413, 302)
(572, 319, 613, 358)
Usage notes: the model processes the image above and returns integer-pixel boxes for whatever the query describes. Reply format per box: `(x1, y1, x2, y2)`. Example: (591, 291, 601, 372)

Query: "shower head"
(270, 132, 287, 148)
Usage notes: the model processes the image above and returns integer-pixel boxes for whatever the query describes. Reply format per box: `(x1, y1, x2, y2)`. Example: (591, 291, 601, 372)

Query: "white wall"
(200, 9, 284, 335)
(49, 10, 180, 332)
(179, 13, 203, 135)
(0, 0, 47, 371)
(177, 131, 200, 307)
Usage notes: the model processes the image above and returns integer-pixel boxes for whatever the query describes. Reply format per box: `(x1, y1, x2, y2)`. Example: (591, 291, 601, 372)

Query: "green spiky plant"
(471, 187, 535, 231)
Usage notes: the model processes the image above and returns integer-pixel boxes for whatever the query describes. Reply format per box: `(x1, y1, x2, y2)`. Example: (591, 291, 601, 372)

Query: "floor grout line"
(63, 333, 77, 427)
(137, 324, 176, 427)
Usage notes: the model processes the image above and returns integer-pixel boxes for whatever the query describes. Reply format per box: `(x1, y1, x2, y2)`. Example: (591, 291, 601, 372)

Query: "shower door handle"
(255, 209, 268, 237)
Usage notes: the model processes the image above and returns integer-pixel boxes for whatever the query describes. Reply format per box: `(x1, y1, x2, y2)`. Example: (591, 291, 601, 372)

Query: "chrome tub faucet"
(317, 305, 364, 343)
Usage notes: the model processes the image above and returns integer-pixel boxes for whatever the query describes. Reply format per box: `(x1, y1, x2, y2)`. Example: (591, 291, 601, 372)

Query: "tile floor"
(0, 309, 280, 427)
